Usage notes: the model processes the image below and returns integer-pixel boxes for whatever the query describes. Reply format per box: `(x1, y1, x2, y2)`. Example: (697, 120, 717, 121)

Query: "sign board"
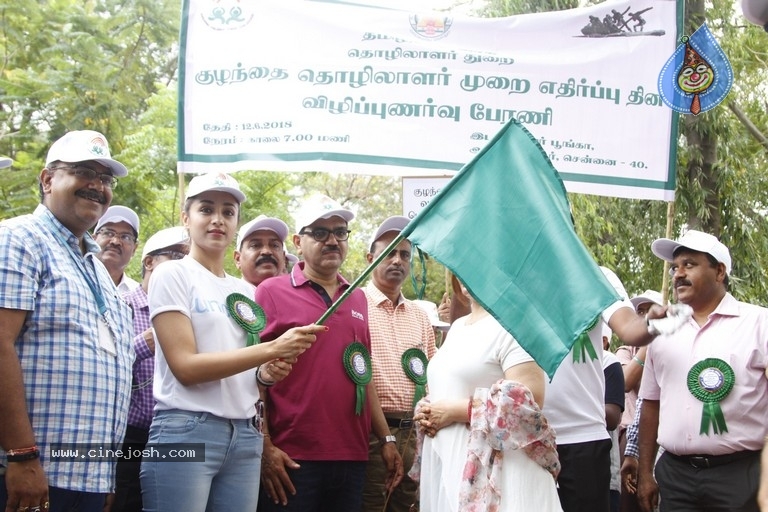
(179, 0, 680, 200)
(402, 177, 453, 218)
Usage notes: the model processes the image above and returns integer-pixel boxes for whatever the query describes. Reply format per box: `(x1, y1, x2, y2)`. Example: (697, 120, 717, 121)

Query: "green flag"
(400, 120, 620, 379)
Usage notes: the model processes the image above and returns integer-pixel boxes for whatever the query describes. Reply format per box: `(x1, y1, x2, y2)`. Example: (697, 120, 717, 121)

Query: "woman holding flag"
(140, 173, 322, 512)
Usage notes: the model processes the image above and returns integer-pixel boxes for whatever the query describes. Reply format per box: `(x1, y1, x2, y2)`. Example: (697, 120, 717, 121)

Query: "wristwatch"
(380, 434, 397, 446)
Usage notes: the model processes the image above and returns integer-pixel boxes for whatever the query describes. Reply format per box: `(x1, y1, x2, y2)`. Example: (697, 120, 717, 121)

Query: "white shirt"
(543, 267, 632, 444)
(116, 273, 140, 294)
(640, 293, 768, 455)
(149, 256, 258, 419)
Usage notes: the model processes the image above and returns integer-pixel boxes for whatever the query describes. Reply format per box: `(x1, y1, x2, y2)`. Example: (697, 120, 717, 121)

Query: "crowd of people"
(1, 129, 767, 512)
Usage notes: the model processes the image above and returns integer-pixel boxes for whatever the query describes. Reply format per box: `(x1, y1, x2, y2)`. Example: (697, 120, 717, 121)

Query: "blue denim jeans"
(139, 409, 262, 512)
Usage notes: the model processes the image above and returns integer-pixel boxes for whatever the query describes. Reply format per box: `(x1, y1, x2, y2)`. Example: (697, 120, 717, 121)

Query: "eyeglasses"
(152, 250, 186, 260)
(50, 164, 118, 189)
(299, 227, 351, 242)
(96, 228, 136, 244)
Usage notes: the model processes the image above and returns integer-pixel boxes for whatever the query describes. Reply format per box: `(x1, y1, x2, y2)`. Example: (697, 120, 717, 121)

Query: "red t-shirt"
(255, 263, 372, 461)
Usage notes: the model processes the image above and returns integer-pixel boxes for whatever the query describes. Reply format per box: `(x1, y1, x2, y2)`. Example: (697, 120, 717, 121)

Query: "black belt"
(666, 449, 761, 469)
(385, 415, 414, 429)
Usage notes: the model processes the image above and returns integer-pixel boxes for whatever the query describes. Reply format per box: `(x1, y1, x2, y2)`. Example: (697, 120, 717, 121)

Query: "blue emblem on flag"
(658, 23, 732, 115)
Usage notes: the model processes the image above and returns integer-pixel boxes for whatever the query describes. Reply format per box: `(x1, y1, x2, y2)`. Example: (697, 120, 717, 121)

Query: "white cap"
(412, 299, 450, 330)
(294, 193, 354, 233)
(630, 290, 664, 309)
(369, 215, 410, 252)
(283, 243, 299, 265)
(599, 266, 628, 300)
(0, 157, 12, 169)
(45, 130, 128, 177)
(651, 230, 731, 275)
(142, 226, 189, 259)
(185, 173, 246, 203)
(237, 215, 289, 249)
(94, 205, 140, 235)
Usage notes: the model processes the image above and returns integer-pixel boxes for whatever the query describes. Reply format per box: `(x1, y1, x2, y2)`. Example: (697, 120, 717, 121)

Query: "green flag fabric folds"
(400, 120, 620, 379)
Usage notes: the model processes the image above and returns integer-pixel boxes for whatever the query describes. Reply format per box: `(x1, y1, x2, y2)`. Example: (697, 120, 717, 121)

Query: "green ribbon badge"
(572, 316, 600, 363)
(226, 293, 266, 347)
(687, 358, 735, 435)
(343, 342, 372, 415)
(401, 348, 428, 408)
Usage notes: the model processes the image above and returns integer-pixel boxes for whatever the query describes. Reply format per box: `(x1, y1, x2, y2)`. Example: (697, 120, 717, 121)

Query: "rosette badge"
(572, 317, 600, 363)
(401, 348, 428, 408)
(343, 342, 372, 415)
(687, 358, 734, 435)
(226, 293, 267, 347)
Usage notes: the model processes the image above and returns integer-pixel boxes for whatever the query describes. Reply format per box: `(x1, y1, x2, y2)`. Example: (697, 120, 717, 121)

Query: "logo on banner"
(579, 6, 665, 38)
(201, 0, 254, 30)
(658, 23, 733, 115)
(409, 14, 453, 40)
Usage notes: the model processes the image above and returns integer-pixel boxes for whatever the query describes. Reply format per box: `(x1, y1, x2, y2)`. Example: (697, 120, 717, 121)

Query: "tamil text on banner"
(179, 0, 680, 200)
(402, 177, 452, 219)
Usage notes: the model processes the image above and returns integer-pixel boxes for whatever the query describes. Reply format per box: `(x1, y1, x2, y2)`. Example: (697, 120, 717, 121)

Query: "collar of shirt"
(289, 260, 350, 288)
(365, 281, 405, 308)
(709, 293, 740, 319)
(35, 204, 101, 255)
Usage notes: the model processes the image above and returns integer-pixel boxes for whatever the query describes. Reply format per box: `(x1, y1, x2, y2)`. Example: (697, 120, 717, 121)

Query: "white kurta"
(419, 315, 562, 512)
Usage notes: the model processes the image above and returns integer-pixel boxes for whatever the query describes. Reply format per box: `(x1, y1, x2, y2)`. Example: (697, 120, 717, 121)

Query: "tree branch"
(727, 100, 768, 153)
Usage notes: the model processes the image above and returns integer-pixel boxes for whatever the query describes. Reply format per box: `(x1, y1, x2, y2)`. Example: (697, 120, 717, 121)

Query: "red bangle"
(7, 446, 38, 456)
(467, 398, 473, 423)
(6, 446, 40, 462)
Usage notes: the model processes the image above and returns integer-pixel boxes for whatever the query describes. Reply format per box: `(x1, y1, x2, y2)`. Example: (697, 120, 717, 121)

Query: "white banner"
(402, 177, 453, 219)
(179, 0, 680, 200)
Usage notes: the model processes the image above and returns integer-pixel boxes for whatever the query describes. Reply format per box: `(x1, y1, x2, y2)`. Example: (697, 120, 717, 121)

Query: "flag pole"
(659, 201, 675, 305)
(315, 232, 408, 325)
(315, 150, 467, 325)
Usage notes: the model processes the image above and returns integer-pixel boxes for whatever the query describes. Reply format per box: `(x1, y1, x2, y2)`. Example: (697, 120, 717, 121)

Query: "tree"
(483, 0, 768, 304)
(0, 0, 181, 216)
(483, 0, 580, 16)
(4, 0, 766, 307)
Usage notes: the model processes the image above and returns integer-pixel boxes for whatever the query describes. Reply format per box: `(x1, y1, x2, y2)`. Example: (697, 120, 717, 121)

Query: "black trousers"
(656, 450, 761, 512)
(112, 425, 149, 512)
(557, 439, 612, 512)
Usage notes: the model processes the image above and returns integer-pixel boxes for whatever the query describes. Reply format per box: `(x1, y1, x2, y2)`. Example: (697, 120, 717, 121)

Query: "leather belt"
(666, 449, 761, 469)
(385, 414, 414, 429)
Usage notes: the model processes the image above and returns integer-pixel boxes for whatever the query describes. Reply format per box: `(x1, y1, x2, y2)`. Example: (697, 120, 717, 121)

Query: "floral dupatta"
(409, 380, 560, 511)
